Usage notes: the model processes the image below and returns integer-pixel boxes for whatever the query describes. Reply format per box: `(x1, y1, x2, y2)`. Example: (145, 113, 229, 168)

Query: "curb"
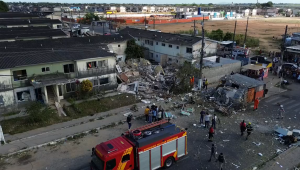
(4, 114, 144, 157)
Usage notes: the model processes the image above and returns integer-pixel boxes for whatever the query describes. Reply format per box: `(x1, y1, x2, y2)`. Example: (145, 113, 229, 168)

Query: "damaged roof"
(0, 49, 114, 70)
(226, 74, 265, 88)
(119, 27, 202, 46)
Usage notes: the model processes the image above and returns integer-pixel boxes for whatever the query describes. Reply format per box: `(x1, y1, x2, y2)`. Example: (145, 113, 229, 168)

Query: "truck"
(90, 120, 188, 170)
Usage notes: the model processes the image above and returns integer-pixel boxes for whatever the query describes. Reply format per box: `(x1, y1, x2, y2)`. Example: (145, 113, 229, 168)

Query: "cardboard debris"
(123, 112, 132, 117)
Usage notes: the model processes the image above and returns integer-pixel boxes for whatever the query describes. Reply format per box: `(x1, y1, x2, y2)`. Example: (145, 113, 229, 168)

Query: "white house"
(119, 27, 218, 66)
(119, 6, 126, 13)
(142, 6, 148, 12)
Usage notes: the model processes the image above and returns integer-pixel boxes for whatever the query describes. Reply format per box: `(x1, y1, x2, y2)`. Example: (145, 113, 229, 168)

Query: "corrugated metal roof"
(226, 74, 265, 88)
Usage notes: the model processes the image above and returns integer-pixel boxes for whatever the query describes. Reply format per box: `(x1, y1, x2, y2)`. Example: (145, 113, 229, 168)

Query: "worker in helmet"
(246, 122, 253, 140)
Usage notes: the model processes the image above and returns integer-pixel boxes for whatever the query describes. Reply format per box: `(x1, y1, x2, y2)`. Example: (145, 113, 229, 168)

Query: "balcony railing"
(77, 68, 115, 79)
(0, 84, 13, 92)
(12, 79, 31, 88)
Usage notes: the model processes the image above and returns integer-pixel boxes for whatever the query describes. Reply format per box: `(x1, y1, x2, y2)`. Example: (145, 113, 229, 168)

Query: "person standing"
(240, 120, 246, 136)
(212, 114, 217, 129)
(148, 109, 153, 123)
(127, 114, 132, 130)
(246, 122, 253, 140)
(208, 144, 217, 162)
(253, 98, 259, 111)
(157, 110, 162, 121)
(208, 126, 215, 142)
(152, 108, 157, 122)
(200, 109, 205, 124)
(277, 104, 285, 119)
(217, 153, 226, 170)
(204, 79, 208, 90)
(144, 106, 150, 122)
(204, 113, 211, 128)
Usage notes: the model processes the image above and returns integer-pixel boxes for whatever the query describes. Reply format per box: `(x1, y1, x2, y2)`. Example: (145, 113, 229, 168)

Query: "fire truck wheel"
(164, 157, 174, 168)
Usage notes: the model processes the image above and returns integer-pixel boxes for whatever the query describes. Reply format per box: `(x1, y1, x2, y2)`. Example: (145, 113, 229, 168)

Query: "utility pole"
(231, 21, 237, 58)
(199, 16, 205, 90)
(153, 17, 155, 30)
(102, 21, 105, 35)
(193, 20, 196, 37)
(281, 25, 288, 64)
(144, 16, 147, 30)
(243, 17, 249, 48)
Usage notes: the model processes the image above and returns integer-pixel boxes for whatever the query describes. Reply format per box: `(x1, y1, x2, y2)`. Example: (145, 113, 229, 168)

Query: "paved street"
(1, 75, 300, 170)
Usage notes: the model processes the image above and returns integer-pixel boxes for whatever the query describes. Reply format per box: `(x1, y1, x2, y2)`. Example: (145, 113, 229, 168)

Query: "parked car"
(250, 56, 271, 64)
(104, 32, 111, 35)
(279, 63, 298, 71)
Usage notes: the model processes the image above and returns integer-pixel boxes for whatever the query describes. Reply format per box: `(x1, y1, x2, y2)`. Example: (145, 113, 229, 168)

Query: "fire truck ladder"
(126, 119, 168, 134)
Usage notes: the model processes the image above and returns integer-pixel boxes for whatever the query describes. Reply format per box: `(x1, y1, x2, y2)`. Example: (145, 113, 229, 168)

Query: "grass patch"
(1, 111, 20, 117)
(73, 94, 138, 116)
(0, 94, 139, 135)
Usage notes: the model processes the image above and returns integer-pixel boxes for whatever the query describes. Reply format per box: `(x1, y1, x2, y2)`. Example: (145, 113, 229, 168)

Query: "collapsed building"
(116, 58, 176, 98)
(211, 74, 267, 108)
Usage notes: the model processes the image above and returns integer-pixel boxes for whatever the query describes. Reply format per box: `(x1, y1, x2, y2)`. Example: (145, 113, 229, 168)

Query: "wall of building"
(0, 69, 12, 87)
(202, 61, 241, 83)
(76, 56, 115, 72)
(107, 41, 127, 61)
(136, 37, 193, 64)
(10, 61, 76, 88)
(0, 90, 15, 106)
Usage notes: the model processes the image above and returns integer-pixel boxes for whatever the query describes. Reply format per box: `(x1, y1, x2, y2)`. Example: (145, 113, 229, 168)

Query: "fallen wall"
(203, 61, 241, 83)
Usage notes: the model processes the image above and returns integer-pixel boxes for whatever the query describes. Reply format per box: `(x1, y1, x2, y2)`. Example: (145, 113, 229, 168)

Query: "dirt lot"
(153, 17, 300, 52)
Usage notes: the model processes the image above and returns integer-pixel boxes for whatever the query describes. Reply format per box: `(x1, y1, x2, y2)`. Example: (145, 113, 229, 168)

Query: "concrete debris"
(223, 140, 230, 142)
(258, 153, 263, 156)
(252, 142, 261, 146)
(252, 167, 257, 170)
(141, 100, 151, 104)
(231, 163, 240, 168)
(117, 58, 175, 96)
(123, 112, 132, 117)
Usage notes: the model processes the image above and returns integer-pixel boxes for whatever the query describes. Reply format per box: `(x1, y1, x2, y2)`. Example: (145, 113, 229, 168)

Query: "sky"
(5, 0, 300, 4)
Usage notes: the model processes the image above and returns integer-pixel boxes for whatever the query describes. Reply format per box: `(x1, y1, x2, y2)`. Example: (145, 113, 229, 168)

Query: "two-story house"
(0, 35, 132, 107)
(119, 27, 218, 66)
(0, 49, 117, 107)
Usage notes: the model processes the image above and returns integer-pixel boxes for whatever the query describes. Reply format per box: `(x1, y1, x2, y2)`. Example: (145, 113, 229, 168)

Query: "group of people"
(144, 104, 164, 123)
(240, 120, 253, 140)
(200, 109, 218, 141)
(208, 144, 227, 170)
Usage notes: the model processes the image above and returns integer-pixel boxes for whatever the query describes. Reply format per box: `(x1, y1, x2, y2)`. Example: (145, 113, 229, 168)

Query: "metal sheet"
(162, 140, 176, 156)
(247, 88, 255, 103)
(151, 146, 161, 170)
(177, 137, 186, 157)
(139, 151, 150, 170)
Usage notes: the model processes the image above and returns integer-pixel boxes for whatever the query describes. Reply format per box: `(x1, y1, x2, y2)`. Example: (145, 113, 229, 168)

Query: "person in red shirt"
(208, 126, 215, 141)
(240, 120, 246, 136)
(254, 98, 259, 111)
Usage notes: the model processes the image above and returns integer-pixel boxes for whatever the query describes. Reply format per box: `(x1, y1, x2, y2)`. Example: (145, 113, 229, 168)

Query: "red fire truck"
(90, 119, 188, 170)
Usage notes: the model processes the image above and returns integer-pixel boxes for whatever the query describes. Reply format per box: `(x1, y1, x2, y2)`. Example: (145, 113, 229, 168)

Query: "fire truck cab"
(90, 120, 187, 170)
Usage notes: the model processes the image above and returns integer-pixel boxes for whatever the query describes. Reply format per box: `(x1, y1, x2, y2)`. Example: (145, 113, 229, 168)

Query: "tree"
(209, 29, 224, 41)
(266, 1, 273, 7)
(0, 1, 9, 12)
(125, 39, 144, 60)
(81, 80, 93, 93)
(223, 32, 233, 41)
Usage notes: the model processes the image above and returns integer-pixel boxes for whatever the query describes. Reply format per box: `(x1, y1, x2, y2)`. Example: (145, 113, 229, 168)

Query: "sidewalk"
(260, 146, 300, 170)
(0, 102, 149, 156)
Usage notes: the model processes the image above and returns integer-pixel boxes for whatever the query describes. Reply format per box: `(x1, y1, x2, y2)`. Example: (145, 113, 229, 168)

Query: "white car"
(232, 49, 245, 57)
(265, 15, 269, 18)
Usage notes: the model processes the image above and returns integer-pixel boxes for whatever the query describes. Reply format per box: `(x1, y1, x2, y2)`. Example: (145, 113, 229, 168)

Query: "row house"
(0, 35, 132, 107)
(119, 27, 218, 66)
(0, 49, 116, 107)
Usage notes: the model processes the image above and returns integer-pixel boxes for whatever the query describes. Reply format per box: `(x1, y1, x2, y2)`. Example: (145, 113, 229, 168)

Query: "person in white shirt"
(204, 113, 211, 128)
(157, 111, 162, 121)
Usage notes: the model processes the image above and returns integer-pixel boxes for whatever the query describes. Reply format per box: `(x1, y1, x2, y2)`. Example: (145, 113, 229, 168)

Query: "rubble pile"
(116, 58, 177, 99)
